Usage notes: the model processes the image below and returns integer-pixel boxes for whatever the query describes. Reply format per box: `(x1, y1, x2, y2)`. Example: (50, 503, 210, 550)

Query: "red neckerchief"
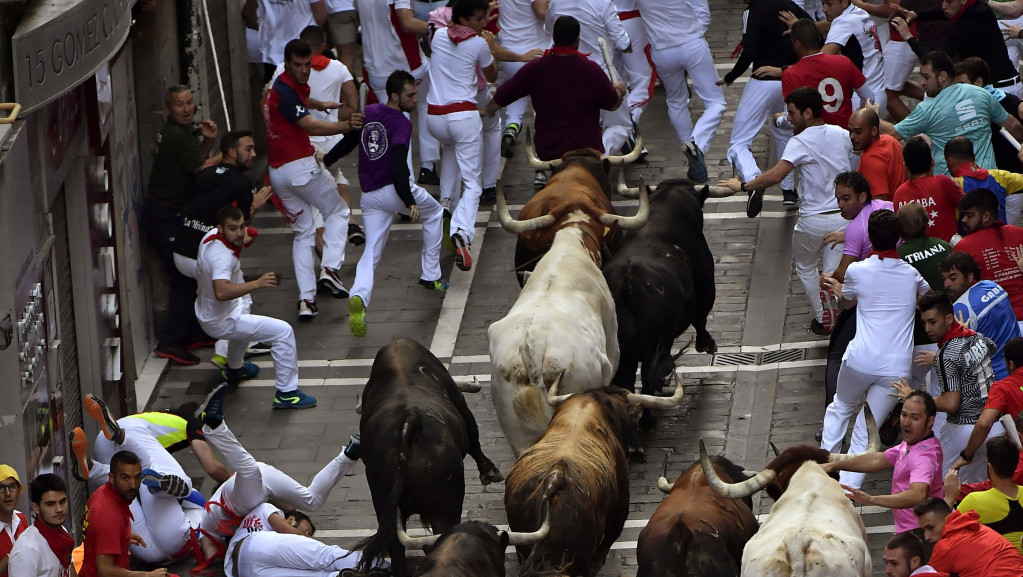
(544, 45, 591, 57)
(952, 161, 989, 180)
(447, 23, 477, 44)
(203, 232, 242, 258)
(34, 518, 75, 568)
(311, 54, 331, 71)
(870, 249, 902, 260)
(939, 321, 977, 347)
(949, 0, 978, 22)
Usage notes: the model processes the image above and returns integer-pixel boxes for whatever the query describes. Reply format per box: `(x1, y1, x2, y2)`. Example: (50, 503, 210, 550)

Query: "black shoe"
(348, 223, 365, 246)
(746, 189, 764, 218)
(501, 134, 516, 159)
(879, 399, 904, 446)
(782, 189, 798, 207)
(417, 167, 440, 186)
(343, 434, 361, 461)
(480, 186, 496, 204)
(196, 382, 229, 430)
(814, 427, 823, 443)
(154, 342, 200, 366)
(810, 319, 831, 336)
(683, 142, 707, 183)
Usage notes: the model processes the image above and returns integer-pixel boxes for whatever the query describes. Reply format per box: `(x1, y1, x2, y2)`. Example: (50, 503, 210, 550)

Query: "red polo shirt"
(79, 483, 133, 577)
(264, 71, 315, 168)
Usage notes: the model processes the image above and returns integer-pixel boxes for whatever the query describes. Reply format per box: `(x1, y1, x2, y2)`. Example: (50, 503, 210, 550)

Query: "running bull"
(505, 382, 685, 577)
(699, 408, 880, 577)
(637, 452, 758, 577)
(605, 176, 735, 431)
(354, 338, 504, 577)
(396, 515, 550, 577)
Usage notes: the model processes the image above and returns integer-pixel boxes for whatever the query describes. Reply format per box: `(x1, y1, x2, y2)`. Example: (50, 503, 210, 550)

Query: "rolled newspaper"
(597, 36, 622, 86)
(359, 82, 369, 113)
(1000, 414, 1022, 449)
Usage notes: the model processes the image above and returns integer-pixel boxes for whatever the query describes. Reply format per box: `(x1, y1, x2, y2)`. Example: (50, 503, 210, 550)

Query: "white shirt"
(357, 0, 428, 81)
(9, 525, 70, 577)
(2, 511, 24, 541)
(325, 0, 354, 14)
(257, 0, 319, 66)
(633, 0, 709, 49)
(843, 256, 930, 376)
(224, 503, 282, 577)
(195, 229, 245, 325)
(825, 3, 885, 97)
(781, 124, 853, 216)
(545, 0, 630, 70)
(272, 58, 354, 147)
(498, 0, 551, 53)
(427, 33, 493, 106)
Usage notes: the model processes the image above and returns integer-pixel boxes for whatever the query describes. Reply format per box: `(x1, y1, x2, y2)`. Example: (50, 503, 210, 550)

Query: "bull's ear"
(696, 185, 710, 208)
(498, 530, 510, 549)
(603, 158, 611, 174)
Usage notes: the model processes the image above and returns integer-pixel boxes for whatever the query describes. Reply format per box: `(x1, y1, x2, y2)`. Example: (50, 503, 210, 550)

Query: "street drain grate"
(712, 348, 808, 366)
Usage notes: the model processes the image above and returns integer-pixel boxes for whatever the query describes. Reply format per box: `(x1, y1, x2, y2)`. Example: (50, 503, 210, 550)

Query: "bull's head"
(495, 178, 650, 235)
(545, 370, 686, 409)
(617, 171, 736, 203)
(699, 407, 880, 499)
(396, 505, 551, 549)
(525, 127, 642, 171)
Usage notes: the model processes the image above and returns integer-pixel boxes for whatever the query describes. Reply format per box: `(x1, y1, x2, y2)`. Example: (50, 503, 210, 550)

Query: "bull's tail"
(519, 466, 566, 577)
(355, 409, 422, 573)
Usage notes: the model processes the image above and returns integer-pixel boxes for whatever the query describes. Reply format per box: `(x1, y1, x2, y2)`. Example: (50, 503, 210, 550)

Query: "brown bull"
(504, 383, 684, 577)
(637, 453, 758, 577)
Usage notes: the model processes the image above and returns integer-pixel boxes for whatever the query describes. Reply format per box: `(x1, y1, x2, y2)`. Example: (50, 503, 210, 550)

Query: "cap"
(0, 465, 21, 489)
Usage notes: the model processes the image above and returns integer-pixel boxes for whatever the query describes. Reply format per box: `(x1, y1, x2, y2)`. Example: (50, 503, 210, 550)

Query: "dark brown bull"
(504, 383, 684, 577)
(637, 453, 758, 577)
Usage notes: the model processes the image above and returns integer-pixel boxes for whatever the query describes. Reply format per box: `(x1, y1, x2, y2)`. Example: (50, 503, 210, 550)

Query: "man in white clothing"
(196, 206, 317, 410)
(357, 0, 442, 184)
(633, 0, 724, 183)
(243, 0, 328, 81)
(497, 0, 551, 158)
(545, 0, 633, 155)
(7, 475, 74, 577)
(720, 87, 853, 334)
(821, 209, 931, 489)
(821, 0, 887, 113)
(426, 0, 497, 272)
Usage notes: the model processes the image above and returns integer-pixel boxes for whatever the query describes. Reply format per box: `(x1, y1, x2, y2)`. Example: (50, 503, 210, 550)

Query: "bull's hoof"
(696, 332, 717, 355)
(480, 466, 504, 485)
(628, 447, 647, 463)
(638, 411, 657, 433)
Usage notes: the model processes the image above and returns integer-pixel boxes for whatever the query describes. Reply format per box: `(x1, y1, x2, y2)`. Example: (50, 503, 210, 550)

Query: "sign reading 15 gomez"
(12, 0, 133, 115)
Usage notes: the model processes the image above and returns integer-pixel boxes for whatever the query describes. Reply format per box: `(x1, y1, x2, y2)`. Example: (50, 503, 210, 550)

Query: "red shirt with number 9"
(782, 52, 867, 130)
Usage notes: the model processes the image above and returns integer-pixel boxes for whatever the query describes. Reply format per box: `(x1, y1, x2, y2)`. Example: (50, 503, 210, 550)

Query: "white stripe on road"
(430, 227, 487, 360)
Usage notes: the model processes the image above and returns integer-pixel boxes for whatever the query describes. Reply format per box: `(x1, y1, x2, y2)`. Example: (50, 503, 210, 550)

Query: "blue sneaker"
(418, 278, 449, 291)
(683, 141, 707, 184)
(141, 468, 190, 498)
(222, 362, 260, 382)
(196, 382, 229, 429)
(273, 389, 317, 410)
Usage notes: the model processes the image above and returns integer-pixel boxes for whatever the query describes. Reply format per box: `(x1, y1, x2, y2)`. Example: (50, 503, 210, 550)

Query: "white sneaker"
(298, 299, 318, 319)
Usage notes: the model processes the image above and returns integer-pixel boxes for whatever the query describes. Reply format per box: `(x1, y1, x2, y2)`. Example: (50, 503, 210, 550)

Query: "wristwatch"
(740, 181, 747, 193)
(960, 449, 973, 462)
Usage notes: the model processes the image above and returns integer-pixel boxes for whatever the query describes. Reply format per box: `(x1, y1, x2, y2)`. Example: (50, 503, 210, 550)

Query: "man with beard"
(954, 189, 1023, 328)
(80, 451, 168, 577)
(9, 474, 76, 577)
(848, 108, 904, 201)
(0, 465, 27, 577)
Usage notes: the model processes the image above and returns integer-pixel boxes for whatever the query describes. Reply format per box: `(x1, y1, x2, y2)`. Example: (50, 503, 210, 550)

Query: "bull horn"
(657, 450, 674, 494)
(545, 370, 572, 406)
(505, 502, 551, 546)
(397, 512, 440, 550)
(602, 136, 643, 166)
(702, 184, 739, 198)
(627, 369, 684, 409)
(601, 177, 650, 230)
(699, 438, 777, 499)
(525, 127, 562, 171)
(457, 376, 482, 393)
(616, 169, 658, 199)
(828, 405, 880, 461)
(496, 181, 556, 234)
(769, 442, 780, 457)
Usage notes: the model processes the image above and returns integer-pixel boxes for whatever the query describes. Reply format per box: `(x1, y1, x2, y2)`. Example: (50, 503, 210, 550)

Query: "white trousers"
(200, 313, 298, 393)
(727, 78, 794, 190)
(129, 488, 195, 564)
(498, 60, 530, 130)
(268, 156, 350, 301)
(1006, 193, 1023, 227)
(370, 67, 441, 164)
(913, 343, 945, 432)
(649, 38, 726, 154)
(426, 110, 483, 244)
(92, 418, 193, 493)
(617, 17, 655, 124)
(939, 420, 1005, 484)
(233, 532, 361, 577)
(824, 360, 904, 489)
(174, 250, 255, 358)
(201, 422, 356, 538)
(793, 212, 847, 323)
(479, 88, 502, 190)
(351, 183, 443, 307)
(883, 41, 918, 91)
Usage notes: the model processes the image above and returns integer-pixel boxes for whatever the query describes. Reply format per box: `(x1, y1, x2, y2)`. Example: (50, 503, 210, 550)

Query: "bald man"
(849, 108, 905, 201)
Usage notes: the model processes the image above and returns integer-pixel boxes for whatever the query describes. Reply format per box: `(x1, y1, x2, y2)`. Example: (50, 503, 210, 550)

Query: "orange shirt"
(858, 134, 905, 200)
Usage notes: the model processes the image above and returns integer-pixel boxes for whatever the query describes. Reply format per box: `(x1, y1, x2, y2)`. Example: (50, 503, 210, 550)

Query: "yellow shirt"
(959, 485, 1023, 552)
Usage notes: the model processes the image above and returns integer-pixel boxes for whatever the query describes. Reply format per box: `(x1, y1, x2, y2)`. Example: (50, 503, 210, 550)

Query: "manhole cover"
(761, 348, 807, 364)
(711, 348, 808, 366)
(712, 352, 759, 366)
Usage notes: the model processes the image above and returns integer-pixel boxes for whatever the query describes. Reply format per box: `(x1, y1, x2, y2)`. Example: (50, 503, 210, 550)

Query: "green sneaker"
(349, 296, 367, 338)
(418, 278, 450, 291)
(210, 354, 228, 370)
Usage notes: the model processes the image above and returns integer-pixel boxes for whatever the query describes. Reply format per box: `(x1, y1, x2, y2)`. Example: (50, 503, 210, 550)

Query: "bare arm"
(338, 80, 358, 121)
(310, 0, 328, 26)
(845, 481, 931, 509)
(268, 512, 308, 535)
(97, 554, 166, 577)
(999, 114, 1023, 144)
(830, 254, 858, 284)
(822, 451, 891, 474)
(851, 0, 894, 17)
(956, 408, 1000, 465)
(295, 114, 363, 136)
(242, 0, 259, 30)
(395, 7, 429, 35)
(990, 0, 1023, 18)
(212, 273, 276, 302)
(719, 160, 796, 193)
(821, 42, 842, 55)
(190, 439, 231, 483)
(532, 0, 548, 19)
(933, 390, 962, 415)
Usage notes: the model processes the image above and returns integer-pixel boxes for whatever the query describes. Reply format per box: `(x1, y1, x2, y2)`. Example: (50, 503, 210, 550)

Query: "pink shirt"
(885, 435, 944, 533)
(844, 198, 893, 259)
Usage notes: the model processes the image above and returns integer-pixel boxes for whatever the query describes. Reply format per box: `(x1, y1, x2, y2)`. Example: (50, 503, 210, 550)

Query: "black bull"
(604, 180, 718, 429)
(354, 338, 504, 577)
